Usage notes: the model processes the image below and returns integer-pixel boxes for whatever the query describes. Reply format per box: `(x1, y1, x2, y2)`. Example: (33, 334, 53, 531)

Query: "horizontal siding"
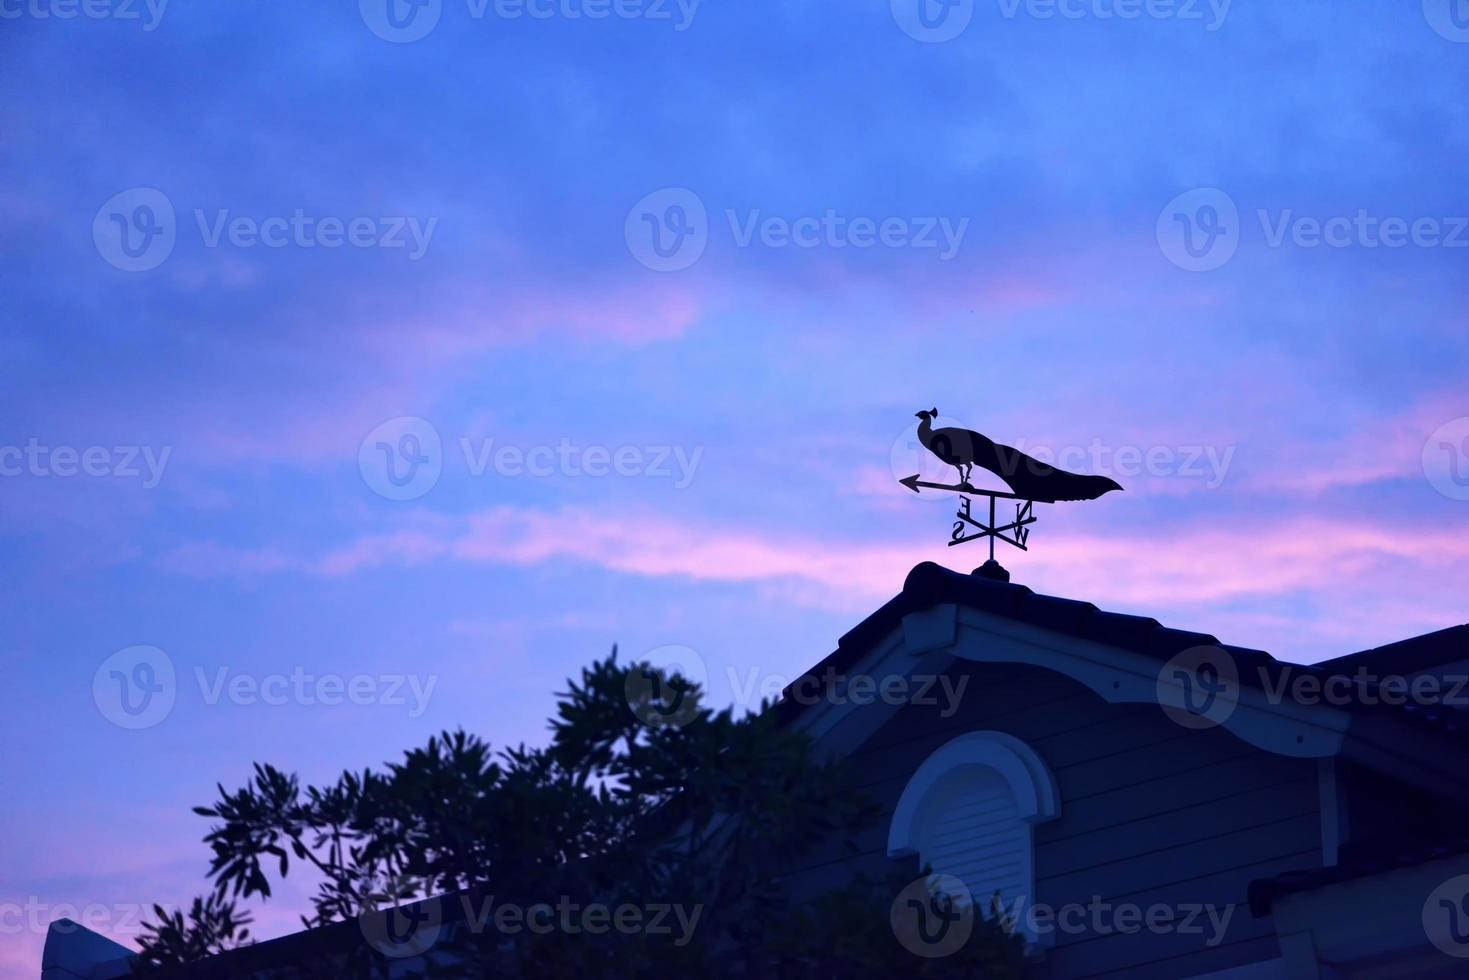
(1038, 813, 1319, 901)
(1028, 851, 1319, 978)
(1039, 777, 1317, 877)
(781, 754, 1315, 885)
(785, 660, 1323, 977)
(1041, 753, 1308, 843)
(1038, 932, 1288, 980)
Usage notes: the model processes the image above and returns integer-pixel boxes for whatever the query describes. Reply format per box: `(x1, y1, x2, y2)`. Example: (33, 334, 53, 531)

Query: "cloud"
(158, 504, 1469, 658)
(1239, 395, 1465, 496)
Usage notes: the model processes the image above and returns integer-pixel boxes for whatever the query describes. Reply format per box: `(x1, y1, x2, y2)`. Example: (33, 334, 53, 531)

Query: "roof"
(1314, 623, 1469, 678)
(1248, 837, 1469, 915)
(777, 561, 1282, 720)
(775, 562, 1469, 745)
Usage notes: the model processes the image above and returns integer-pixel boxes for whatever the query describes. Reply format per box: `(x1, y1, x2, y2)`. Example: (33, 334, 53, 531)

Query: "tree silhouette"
(135, 651, 1024, 978)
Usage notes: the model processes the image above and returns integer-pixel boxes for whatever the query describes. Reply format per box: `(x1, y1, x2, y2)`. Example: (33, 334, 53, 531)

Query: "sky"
(2, 0, 1468, 973)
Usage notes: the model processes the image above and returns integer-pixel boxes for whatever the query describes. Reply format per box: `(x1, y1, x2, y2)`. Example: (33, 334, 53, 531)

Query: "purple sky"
(3, 0, 1468, 973)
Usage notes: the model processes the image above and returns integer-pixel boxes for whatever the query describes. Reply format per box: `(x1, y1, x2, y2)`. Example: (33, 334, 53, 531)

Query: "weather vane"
(900, 408, 1122, 574)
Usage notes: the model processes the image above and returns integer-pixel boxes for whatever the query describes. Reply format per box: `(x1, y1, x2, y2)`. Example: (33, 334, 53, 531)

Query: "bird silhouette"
(915, 408, 1123, 503)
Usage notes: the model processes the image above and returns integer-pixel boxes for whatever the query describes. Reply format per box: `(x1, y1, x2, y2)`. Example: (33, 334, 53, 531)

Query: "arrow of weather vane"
(900, 409, 1123, 563)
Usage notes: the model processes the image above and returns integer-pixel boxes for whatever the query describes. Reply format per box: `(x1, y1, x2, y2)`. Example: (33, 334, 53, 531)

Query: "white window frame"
(887, 731, 1060, 944)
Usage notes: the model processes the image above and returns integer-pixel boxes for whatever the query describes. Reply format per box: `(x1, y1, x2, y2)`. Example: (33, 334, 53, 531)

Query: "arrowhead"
(900, 474, 922, 493)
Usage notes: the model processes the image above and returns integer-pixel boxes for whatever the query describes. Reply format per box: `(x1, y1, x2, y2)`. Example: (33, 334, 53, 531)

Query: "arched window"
(888, 731, 1060, 942)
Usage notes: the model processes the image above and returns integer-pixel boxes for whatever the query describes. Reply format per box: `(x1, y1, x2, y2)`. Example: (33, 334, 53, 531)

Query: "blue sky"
(2, 0, 1468, 972)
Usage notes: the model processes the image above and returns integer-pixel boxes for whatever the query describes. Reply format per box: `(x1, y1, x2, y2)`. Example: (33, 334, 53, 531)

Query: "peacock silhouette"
(914, 408, 1123, 503)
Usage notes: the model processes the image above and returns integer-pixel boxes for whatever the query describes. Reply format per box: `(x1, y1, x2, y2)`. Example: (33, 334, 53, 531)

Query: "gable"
(780, 658, 1324, 977)
(773, 563, 1469, 975)
(780, 563, 1469, 803)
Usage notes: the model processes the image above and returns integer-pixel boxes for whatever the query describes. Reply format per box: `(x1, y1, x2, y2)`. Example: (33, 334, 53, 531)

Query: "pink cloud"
(1022, 520, 1469, 607)
(157, 541, 306, 577)
(160, 503, 1469, 659)
(1240, 395, 1464, 496)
